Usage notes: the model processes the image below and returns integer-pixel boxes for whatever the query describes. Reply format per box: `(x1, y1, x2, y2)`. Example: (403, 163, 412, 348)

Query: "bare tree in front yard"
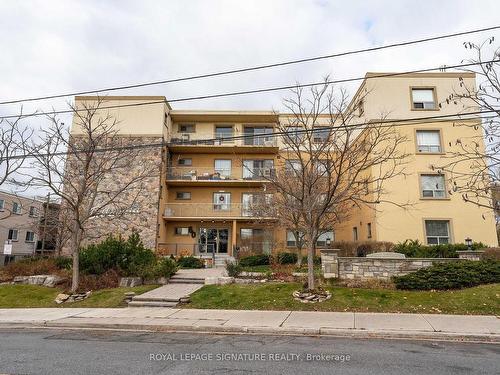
(28, 98, 160, 292)
(439, 38, 500, 212)
(254, 81, 409, 290)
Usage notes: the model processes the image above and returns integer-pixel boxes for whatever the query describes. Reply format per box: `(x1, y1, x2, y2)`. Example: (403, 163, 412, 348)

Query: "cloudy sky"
(1, 0, 500, 124)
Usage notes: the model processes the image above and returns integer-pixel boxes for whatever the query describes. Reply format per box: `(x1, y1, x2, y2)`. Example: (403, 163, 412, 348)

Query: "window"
(285, 126, 303, 143)
(367, 223, 372, 239)
(416, 130, 442, 153)
(179, 124, 195, 133)
(214, 159, 231, 178)
(213, 192, 231, 210)
(352, 227, 358, 241)
(215, 126, 234, 144)
(285, 160, 302, 175)
(176, 192, 191, 200)
(358, 99, 365, 116)
(0, 199, 4, 211)
(286, 230, 304, 247)
(312, 127, 330, 143)
(175, 227, 190, 236)
(244, 127, 273, 146)
(25, 231, 35, 242)
(242, 160, 274, 179)
(317, 231, 334, 247)
(240, 228, 264, 240)
(29, 206, 38, 217)
(178, 158, 192, 166)
(7, 229, 18, 241)
(421, 174, 446, 198)
(425, 220, 450, 245)
(411, 88, 436, 109)
(12, 202, 21, 215)
(242, 193, 272, 216)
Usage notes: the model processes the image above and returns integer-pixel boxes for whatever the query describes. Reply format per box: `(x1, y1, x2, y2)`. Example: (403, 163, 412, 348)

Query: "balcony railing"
(164, 203, 269, 218)
(169, 133, 277, 147)
(166, 166, 275, 181)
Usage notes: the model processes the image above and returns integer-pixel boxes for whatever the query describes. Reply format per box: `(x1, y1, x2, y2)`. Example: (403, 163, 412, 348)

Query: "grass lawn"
(188, 282, 500, 315)
(0, 284, 158, 308)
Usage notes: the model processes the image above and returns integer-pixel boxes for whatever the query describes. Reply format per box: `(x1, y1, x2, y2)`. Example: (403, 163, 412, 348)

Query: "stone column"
(457, 250, 484, 261)
(321, 249, 340, 278)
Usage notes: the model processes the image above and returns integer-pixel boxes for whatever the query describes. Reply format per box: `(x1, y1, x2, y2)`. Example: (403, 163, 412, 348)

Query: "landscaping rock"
(292, 290, 332, 303)
(54, 293, 70, 304)
(217, 277, 234, 285)
(13, 275, 65, 288)
(43, 275, 66, 287)
(119, 277, 143, 287)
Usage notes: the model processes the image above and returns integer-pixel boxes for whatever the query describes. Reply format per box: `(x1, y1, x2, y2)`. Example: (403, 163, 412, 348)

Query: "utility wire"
(1, 25, 499, 105)
(0, 58, 498, 121)
(8, 110, 494, 161)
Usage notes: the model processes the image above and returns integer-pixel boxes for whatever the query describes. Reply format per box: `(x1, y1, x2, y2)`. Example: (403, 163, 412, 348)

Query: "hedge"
(393, 260, 500, 290)
(239, 254, 271, 267)
(393, 239, 486, 259)
(177, 256, 204, 269)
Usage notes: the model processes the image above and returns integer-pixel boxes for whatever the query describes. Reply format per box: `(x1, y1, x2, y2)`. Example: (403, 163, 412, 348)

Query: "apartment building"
(0, 191, 42, 265)
(70, 72, 499, 258)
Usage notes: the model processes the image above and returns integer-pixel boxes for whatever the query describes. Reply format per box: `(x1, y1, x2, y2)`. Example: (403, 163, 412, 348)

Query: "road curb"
(1, 321, 498, 344)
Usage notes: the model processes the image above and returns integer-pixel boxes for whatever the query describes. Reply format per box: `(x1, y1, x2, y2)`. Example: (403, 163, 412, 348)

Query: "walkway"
(0, 308, 498, 342)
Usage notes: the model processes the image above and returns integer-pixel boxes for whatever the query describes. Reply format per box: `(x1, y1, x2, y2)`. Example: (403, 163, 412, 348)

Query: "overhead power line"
(1, 25, 499, 106)
(0, 58, 498, 121)
(8, 110, 494, 161)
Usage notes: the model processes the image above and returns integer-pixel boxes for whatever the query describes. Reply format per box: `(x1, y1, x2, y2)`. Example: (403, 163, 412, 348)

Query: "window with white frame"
(416, 130, 442, 153)
(242, 160, 274, 179)
(425, 220, 450, 245)
(213, 192, 231, 210)
(12, 202, 21, 215)
(352, 227, 358, 241)
(8, 229, 18, 241)
(25, 231, 35, 242)
(316, 231, 334, 247)
(285, 159, 302, 175)
(285, 126, 303, 143)
(421, 174, 446, 198)
(411, 88, 436, 109)
(214, 159, 231, 178)
(176, 192, 191, 200)
(179, 124, 195, 133)
(312, 127, 330, 143)
(286, 230, 304, 247)
(29, 206, 38, 217)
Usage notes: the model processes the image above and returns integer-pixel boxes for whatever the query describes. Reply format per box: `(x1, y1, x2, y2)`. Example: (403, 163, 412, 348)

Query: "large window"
(242, 193, 272, 216)
(285, 126, 303, 143)
(7, 229, 18, 241)
(285, 159, 302, 175)
(421, 174, 446, 198)
(425, 220, 450, 245)
(411, 88, 436, 109)
(312, 127, 330, 143)
(242, 160, 274, 179)
(29, 206, 38, 217)
(286, 230, 303, 247)
(214, 159, 231, 177)
(416, 130, 442, 153)
(213, 192, 231, 210)
(243, 127, 273, 145)
(215, 126, 234, 144)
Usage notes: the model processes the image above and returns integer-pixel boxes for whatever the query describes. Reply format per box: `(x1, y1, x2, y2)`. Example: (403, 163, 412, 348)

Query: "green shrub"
(54, 256, 72, 270)
(226, 261, 242, 277)
(239, 254, 271, 267)
(139, 257, 178, 280)
(277, 252, 297, 264)
(393, 260, 500, 290)
(393, 239, 486, 258)
(177, 256, 204, 269)
(331, 241, 394, 257)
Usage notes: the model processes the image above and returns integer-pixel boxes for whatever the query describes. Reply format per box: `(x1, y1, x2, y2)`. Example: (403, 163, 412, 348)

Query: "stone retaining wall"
(320, 249, 466, 280)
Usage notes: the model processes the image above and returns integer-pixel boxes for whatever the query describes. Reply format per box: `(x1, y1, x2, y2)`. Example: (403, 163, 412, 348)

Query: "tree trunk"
(296, 246, 303, 267)
(307, 244, 315, 291)
(70, 221, 82, 293)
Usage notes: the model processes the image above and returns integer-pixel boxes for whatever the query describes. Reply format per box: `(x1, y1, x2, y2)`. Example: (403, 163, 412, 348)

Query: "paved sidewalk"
(0, 308, 498, 342)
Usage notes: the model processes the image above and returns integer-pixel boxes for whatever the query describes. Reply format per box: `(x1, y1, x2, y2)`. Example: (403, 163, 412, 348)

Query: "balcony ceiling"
(170, 110, 278, 123)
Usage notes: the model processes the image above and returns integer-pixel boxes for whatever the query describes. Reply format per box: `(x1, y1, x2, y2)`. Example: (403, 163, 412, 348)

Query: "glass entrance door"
(199, 228, 229, 253)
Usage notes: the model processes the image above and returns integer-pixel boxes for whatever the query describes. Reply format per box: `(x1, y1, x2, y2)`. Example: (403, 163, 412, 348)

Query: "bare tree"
(438, 38, 500, 212)
(0, 110, 33, 189)
(28, 98, 160, 292)
(254, 81, 408, 290)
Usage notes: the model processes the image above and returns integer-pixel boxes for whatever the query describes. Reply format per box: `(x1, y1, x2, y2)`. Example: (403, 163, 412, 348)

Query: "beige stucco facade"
(71, 72, 498, 257)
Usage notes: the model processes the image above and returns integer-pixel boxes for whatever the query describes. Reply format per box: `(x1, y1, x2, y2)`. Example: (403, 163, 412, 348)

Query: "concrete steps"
(168, 277, 205, 284)
(127, 300, 178, 308)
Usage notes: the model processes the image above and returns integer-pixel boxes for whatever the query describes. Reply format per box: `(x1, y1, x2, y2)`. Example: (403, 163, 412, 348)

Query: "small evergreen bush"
(393, 239, 486, 258)
(177, 256, 204, 269)
(225, 261, 242, 277)
(393, 260, 500, 290)
(239, 254, 271, 267)
(276, 252, 297, 264)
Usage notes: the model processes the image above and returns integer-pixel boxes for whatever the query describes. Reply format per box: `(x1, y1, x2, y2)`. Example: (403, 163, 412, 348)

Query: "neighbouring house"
(0, 191, 61, 266)
(66, 72, 498, 260)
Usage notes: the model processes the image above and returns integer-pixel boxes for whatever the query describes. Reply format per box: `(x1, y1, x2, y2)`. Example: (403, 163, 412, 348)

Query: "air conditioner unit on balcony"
(181, 134, 190, 142)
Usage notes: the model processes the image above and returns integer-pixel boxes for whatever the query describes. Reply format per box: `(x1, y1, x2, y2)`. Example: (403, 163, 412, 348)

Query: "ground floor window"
(174, 227, 190, 236)
(352, 227, 358, 241)
(424, 220, 450, 245)
(25, 231, 35, 242)
(286, 230, 333, 247)
(316, 231, 334, 247)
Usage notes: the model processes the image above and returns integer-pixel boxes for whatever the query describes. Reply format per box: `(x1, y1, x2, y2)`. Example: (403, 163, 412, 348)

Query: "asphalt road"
(0, 329, 498, 375)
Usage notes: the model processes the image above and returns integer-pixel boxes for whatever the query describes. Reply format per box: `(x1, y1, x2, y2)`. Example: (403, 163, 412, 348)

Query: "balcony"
(166, 166, 275, 186)
(163, 203, 274, 220)
(168, 132, 279, 154)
